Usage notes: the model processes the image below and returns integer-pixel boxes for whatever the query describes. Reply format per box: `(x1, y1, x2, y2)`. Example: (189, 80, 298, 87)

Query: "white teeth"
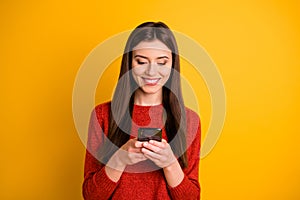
(143, 78, 159, 84)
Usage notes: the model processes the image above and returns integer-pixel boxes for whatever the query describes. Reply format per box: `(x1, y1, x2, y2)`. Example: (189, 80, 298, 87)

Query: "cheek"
(132, 66, 145, 76)
(159, 67, 172, 77)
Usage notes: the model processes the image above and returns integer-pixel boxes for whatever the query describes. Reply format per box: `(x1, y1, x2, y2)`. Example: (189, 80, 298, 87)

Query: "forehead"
(132, 40, 171, 55)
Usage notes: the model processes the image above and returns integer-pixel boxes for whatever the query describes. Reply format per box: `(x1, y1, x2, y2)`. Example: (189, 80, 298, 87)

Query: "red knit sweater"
(82, 102, 201, 200)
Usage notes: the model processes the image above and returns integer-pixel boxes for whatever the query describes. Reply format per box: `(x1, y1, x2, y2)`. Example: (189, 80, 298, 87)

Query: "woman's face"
(131, 39, 172, 95)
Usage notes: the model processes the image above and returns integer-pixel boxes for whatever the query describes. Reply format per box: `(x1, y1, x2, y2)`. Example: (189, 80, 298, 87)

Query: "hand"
(116, 138, 147, 166)
(141, 139, 177, 168)
(105, 138, 147, 182)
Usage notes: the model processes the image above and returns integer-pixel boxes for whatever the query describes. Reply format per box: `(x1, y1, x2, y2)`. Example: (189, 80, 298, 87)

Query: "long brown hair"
(99, 22, 188, 168)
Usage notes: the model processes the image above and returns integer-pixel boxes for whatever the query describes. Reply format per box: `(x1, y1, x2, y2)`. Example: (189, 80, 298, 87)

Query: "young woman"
(83, 22, 201, 200)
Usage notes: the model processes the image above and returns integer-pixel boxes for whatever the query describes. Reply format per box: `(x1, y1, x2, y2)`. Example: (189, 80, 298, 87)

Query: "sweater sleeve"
(167, 109, 201, 200)
(82, 105, 119, 200)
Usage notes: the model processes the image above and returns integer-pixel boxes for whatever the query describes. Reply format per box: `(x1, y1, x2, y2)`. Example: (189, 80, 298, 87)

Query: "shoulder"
(93, 101, 111, 123)
(94, 101, 111, 114)
(185, 107, 200, 126)
(184, 107, 201, 146)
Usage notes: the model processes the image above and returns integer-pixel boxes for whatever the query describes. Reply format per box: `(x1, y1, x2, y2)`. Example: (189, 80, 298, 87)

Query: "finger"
(143, 142, 162, 152)
(135, 141, 144, 148)
(132, 147, 144, 153)
(143, 153, 160, 163)
(129, 154, 147, 165)
(149, 140, 166, 148)
(129, 152, 146, 160)
(127, 146, 143, 153)
(141, 147, 161, 160)
(136, 153, 147, 161)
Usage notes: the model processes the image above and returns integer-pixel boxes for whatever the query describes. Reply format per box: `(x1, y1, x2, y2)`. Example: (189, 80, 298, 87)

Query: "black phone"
(138, 128, 162, 142)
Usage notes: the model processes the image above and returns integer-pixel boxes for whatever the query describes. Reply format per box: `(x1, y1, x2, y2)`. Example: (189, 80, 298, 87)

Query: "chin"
(140, 86, 162, 94)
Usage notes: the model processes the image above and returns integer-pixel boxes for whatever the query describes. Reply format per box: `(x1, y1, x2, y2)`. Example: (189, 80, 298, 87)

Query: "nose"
(145, 62, 157, 76)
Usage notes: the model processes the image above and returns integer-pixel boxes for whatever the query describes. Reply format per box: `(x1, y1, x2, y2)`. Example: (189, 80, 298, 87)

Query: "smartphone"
(138, 128, 162, 142)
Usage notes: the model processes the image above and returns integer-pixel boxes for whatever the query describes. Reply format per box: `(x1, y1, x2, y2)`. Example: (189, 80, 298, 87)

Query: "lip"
(142, 78, 160, 86)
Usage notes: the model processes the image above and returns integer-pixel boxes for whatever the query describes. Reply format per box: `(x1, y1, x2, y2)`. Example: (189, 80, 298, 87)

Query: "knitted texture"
(83, 102, 201, 200)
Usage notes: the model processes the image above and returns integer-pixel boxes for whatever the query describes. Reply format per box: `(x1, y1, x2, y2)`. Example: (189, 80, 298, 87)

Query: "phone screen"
(138, 128, 162, 142)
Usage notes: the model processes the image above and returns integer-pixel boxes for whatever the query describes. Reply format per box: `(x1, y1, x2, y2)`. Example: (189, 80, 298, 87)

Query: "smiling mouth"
(142, 78, 160, 85)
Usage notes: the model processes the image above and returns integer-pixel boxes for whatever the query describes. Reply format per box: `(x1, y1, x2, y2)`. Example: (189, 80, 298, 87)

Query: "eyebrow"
(134, 55, 169, 59)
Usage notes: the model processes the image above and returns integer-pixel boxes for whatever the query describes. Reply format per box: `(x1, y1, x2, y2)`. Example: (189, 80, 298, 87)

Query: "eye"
(137, 60, 148, 65)
(138, 61, 147, 65)
(157, 62, 167, 66)
(157, 59, 168, 66)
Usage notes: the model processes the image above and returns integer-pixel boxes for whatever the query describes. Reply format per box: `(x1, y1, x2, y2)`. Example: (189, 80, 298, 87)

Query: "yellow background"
(1, 0, 299, 199)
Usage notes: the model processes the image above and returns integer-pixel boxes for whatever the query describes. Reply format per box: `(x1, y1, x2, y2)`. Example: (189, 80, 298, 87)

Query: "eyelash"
(137, 61, 147, 65)
(137, 61, 167, 65)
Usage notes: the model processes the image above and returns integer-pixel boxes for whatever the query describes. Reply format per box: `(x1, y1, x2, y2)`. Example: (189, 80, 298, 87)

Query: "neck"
(134, 89, 163, 106)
